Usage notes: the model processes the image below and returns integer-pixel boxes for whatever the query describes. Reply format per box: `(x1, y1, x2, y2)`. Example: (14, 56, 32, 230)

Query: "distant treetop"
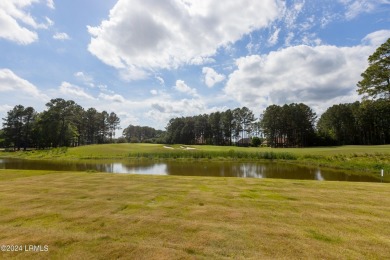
(357, 37, 390, 100)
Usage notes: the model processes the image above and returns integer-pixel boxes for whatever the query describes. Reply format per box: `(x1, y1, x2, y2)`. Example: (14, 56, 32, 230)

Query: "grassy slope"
(2, 143, 390, 174)
(0, 169, 389, 259)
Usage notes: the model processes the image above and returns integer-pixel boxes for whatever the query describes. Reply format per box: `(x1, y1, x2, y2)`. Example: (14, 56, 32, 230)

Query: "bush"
(251, 137, 261, 147)
(116, 137, 127, 143)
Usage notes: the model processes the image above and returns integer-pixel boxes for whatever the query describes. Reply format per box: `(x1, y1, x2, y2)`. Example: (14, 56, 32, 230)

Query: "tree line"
(163, 103, 318, 147)
(318, 99, 390, 145)
(164, 107, 258, 146)
(260, 103, 316, 147)
(1, 98, 120, 150)
(122, 124, 165, 143)
(3, 99, 388, 149)
(163, 99, 390, 147)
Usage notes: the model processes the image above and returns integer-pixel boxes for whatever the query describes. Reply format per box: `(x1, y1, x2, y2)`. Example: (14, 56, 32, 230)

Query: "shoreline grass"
(1, 143, 390, 175)
(0, 169, 389, 259)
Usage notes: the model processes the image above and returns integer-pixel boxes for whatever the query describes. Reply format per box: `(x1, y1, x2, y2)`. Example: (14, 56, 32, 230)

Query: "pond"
(0, 158, 384, 182)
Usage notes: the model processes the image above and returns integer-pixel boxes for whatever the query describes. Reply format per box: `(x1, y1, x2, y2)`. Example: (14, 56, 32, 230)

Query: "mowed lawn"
(0, 170, 389, 259)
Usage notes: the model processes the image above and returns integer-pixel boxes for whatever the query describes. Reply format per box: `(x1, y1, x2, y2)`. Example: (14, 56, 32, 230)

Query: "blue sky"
(1, 0, 390, 131)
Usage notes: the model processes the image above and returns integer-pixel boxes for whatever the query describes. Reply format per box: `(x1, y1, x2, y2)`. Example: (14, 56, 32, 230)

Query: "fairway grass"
(0, 169, 389, 259)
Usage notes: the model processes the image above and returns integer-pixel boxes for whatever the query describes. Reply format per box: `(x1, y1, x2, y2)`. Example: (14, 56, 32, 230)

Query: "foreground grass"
(0, 169, 389, 259)
(2, 143, 390, 174)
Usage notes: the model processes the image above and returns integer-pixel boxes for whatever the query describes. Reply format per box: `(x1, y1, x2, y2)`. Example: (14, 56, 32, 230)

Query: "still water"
(0, 158, 383, 182)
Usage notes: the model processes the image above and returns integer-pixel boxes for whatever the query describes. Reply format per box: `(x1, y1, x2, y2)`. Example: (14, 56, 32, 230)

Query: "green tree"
(181, 117, 196, 145)
(41, 99, 81, 147)
(251, 137, 261, 147)
(209, 112, 223, 145)
(357, 38, 390, 99)
(194, 114, 209, 145)
(0, 129, 5, 147)
(356, 99, 390, 145)
(107, 112, 121, 142)
(317, 103, 358, 145)
(84, 108, 99, 144)
(165, 117, 185, 144)
(260, 105, 283, 147)
(2, 105, 36, 150)
(261, 103, 316, 147)
(221, 109, 234, 145)
(233, 107, 256, 145)
(122, 124, 163, 143)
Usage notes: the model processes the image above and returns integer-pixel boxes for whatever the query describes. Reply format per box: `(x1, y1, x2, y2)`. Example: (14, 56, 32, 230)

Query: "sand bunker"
(180, 146, 196, 150)
(163, 145, 196, 150)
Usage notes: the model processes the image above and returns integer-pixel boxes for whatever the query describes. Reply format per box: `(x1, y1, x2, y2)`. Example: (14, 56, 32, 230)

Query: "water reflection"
(0, 158, 384, 183)
(315, 169, 324, 181)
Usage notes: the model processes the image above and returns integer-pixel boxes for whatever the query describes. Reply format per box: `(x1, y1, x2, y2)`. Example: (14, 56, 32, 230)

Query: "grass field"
(0, 169, 389, 259)
(2, 143, 390, 175)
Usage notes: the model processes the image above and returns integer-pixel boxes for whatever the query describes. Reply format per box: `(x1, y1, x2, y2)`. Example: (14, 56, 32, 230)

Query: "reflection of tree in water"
(233, 164, 264, 178)
(319, 169, 380, 182)
(0, 158, 100, 172)
(164, 161, 319, 179)
(164, 161, 246, 177)
(120, 161, 167, 175)
(260, 164, 318, 180)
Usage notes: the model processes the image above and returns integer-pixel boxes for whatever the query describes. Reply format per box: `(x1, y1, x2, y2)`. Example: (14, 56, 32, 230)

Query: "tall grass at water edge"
(128, 149, 297, 160)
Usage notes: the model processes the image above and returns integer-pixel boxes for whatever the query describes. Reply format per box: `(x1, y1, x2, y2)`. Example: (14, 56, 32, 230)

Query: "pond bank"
(1, 144, 389, 179)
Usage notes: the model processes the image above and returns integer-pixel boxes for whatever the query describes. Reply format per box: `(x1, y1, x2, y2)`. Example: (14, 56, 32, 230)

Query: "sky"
(1, 0, 390, 132)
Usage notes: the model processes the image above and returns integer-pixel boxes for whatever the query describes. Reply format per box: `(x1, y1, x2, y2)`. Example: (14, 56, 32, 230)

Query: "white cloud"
(339, 0, 379, 19)
(246, 34, 261, 54)
(0, 1, 52, 44)
(0, 69, 49, 123)
(47, 0, 55, 9)
(53, 32, 70, 41)
(268, 28, 281, 46)
(202, 67, 226, 87)
(148, 98, 207, 126)
(283, 0, 305, 29)
(119, 67, 149, 81)
(189, 57, 216, 66)
(362, 29, 390, 46)
(87, 0, 284, 78)
(301, 33, 322, 46)
(285, 32, 295, 46)
(224, 31, 390, 114)
(338, 0, 390, 20)
(155, 76, 165, 86)
(174, 80, 198, 97)
(59, 82, 95, 100)
(98, 93, 126, 103)
(97, 84, 114, 94)
(45, 17, 54, 27)
(0, 104, 13, 113)
(147, 96, 229, 129)
(74, 71, 94, 87)
(0, 68, 46, 98)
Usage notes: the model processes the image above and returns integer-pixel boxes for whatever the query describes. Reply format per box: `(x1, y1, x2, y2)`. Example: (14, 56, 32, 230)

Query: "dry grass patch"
(0, 169, 389, 259)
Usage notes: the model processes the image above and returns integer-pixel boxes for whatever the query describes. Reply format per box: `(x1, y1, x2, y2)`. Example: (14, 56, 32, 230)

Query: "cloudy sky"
(1, 0, 390, 131)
